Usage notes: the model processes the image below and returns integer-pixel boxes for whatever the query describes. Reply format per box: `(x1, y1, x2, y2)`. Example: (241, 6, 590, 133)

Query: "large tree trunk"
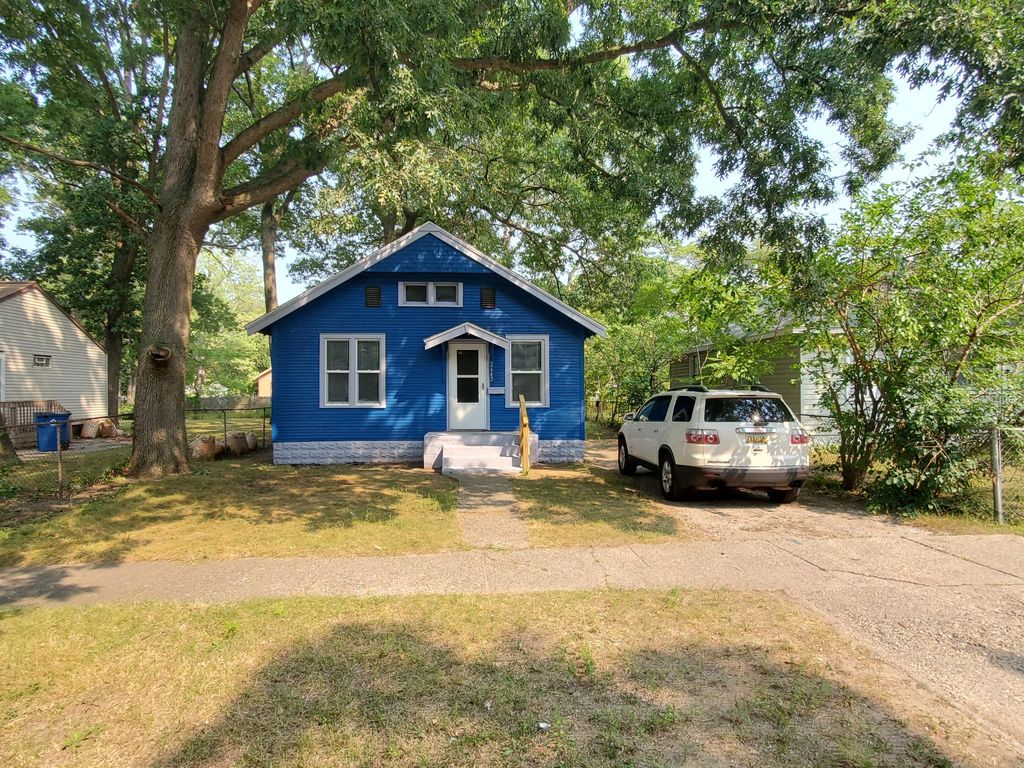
(129, 202, 210, 476)
(105, 330, 123, 419)
(259, 199, 279, 312)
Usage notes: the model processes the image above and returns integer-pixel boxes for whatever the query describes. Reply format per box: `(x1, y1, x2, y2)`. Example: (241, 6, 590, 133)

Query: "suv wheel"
(767, 488, 800, 504)
(617, 438, 637, 476)
(659, 453, 682, 501)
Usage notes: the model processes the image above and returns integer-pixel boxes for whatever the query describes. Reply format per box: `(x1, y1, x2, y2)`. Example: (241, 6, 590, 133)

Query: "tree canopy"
(1, 0, 1022, 474)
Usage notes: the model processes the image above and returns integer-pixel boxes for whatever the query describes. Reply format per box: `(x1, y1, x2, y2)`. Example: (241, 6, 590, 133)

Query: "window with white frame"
(507, 337, 548, 407)
(33, 354, 52, 368)
(321, 335, 385, 407)
(399, 281, 462, 307)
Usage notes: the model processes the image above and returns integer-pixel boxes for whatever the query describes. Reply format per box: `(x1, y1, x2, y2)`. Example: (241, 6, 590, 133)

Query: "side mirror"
(623, 412, 635, 422)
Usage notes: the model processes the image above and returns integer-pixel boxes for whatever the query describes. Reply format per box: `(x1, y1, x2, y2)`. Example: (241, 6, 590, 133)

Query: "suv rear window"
(703, 397, 794, 423)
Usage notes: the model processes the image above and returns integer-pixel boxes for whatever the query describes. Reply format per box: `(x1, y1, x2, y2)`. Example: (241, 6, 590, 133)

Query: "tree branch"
(0, 133, 160, 207)
(448, 16, 739, 73)
(216, 151, 326, 221)
(198, 0, 251, 166)
(221, 73, 356, 165)
(235, 33, 282, 77)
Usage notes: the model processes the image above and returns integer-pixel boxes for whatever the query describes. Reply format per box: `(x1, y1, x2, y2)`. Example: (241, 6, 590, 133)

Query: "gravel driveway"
(586, 439, 1024, 757)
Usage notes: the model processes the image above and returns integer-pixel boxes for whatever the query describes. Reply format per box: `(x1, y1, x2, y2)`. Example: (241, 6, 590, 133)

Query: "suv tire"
(767, 488, 800, 504)
(617, 437, 638, 476)
(659, 453, 683, 501)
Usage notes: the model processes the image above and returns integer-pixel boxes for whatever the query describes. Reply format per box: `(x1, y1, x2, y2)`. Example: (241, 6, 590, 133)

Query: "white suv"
(617, 386, 811, 503)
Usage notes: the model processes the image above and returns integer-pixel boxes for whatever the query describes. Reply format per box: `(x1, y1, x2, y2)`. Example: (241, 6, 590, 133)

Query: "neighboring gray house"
(0, 282, 107, 420)
(670, 328, 831, 426)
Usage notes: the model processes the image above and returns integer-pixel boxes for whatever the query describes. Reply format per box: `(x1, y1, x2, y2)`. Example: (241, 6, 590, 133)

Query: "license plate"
(746, 435, 768, 444)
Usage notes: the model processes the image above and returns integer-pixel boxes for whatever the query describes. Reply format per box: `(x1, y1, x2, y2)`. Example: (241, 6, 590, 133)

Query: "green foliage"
(800, 161, 1024, 511)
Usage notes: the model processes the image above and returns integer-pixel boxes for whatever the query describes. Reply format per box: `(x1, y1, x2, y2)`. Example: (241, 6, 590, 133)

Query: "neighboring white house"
(671, 328, 831, 427)
(0, 282, 107, 419)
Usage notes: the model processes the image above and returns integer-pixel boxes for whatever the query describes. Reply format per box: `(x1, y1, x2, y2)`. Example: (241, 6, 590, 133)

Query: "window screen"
(510, 339, 545, 404)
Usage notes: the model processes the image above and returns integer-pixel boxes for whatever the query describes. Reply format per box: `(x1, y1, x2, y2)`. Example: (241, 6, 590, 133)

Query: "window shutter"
(365, 285, 381, 307)
(480, 287, 496, 309)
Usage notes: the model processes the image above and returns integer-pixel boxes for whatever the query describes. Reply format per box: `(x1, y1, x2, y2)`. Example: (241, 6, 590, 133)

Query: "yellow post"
(518, 394, 531, 475)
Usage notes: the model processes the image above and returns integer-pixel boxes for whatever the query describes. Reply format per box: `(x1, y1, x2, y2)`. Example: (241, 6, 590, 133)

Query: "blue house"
(246, 223, 605, 470)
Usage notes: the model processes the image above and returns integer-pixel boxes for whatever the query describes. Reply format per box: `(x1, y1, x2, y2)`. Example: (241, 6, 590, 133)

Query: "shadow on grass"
(152, 621, 956, 768)
(0, 452, 457, 567)
(515, 464, 679, 537)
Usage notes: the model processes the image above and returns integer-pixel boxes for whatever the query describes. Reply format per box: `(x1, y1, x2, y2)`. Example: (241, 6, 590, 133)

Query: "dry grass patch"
(513, 463, 697, 547)
(0, 452, 459, 566)
(0, 589, 990, 767)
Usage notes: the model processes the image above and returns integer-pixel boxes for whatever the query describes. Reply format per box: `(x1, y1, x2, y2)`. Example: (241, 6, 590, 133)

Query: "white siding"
(0, 289, 107, 419)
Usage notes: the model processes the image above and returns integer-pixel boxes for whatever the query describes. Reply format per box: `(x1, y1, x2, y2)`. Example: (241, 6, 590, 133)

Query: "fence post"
(52, 418, 64, 500)
(222, 409, 228, 445)
(991, 426, 1004, 525)
(262, 407, 267, 448)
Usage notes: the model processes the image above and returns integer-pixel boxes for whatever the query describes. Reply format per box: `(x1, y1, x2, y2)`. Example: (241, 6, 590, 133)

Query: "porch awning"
(423, 322, 509, 350)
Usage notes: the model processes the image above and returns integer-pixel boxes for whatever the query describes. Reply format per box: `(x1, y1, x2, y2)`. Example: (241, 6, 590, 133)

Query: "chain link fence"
(119, 407, 271, 449)
(991, 426, 1024, 524)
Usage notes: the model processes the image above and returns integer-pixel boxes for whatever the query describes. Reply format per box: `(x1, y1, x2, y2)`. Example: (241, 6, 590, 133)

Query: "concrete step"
(442, 455, 520, 476)
(441, 443, 519, 459)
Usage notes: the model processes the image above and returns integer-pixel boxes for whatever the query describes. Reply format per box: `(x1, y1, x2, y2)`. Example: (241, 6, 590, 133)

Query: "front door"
(448, 342, 488, 430)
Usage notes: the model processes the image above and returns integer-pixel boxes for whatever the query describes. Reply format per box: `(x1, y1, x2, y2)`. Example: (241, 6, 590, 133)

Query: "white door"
(448, 342, 488, 430)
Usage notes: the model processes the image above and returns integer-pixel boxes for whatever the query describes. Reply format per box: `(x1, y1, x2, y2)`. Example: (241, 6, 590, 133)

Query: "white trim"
(505, 335, 550, 408)
(447, 341, 489, 430)
(0, 351, 5, 401)
(246, 222, 605, 336)
(424, 322, 509, 350)
(398, 280, 465, 308)
(319, 333, 386, 408)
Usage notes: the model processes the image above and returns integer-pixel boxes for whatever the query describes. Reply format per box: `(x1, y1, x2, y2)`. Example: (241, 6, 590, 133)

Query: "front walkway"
(451, 472, 529, 549)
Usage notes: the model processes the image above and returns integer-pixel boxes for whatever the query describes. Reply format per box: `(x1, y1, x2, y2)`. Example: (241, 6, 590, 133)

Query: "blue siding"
(269, 235, 591, 443)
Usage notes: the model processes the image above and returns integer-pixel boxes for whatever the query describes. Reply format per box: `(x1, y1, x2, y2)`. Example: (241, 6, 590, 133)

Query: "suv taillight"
(686, 429, 720, 445)
(790, 430, 811, 445)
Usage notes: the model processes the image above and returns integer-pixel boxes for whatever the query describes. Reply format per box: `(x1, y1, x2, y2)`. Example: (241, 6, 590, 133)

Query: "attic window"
(33, 354, 52, 368)
(399, 282, 463, 307)
(480, 287, 496, 309)
(365, 285, 381, 307)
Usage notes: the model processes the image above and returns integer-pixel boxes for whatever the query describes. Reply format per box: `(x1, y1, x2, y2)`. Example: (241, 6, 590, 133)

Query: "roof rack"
(749, 384, 770, 392)
(674, 384, 709, 392)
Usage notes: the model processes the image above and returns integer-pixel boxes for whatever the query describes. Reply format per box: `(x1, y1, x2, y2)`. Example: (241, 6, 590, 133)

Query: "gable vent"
(365, 285, 382, 307)
(480, 287, 496, 309)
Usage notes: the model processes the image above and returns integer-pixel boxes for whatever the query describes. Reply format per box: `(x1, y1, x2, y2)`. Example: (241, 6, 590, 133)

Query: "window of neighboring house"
(399, 282, 463, 307)
(33, 354, 52, 368)
(507, 337, 548, 407)
(321, 335, 385, 407)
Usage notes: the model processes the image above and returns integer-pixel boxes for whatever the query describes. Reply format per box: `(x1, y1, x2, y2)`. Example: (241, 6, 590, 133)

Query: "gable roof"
(0, 281, 106, 353)
(424, 322, 510, 350)
(245, 222, 606, 336)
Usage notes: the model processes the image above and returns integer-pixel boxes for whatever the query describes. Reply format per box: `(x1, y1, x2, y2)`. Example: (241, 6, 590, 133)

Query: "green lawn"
(513, 463, 697, 547)
(0, 448, 131, 500)
(0, 452, 459, 566)
(0, 589, 977, 767)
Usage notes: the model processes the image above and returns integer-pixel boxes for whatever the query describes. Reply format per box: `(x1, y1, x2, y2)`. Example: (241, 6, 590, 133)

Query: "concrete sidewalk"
(1, 531, 1020, 605)
(2, 531, 1023, 750)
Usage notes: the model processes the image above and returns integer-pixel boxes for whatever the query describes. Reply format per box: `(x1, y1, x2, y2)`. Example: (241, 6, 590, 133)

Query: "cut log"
(191, 434, 218, 460)
(226, 431, 249, 455)
(81, 420, 101, 439)
(245, 431, 257, 451)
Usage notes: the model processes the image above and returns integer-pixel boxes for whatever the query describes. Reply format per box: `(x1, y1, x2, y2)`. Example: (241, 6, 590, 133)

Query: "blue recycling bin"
(34, 411, 71, 452)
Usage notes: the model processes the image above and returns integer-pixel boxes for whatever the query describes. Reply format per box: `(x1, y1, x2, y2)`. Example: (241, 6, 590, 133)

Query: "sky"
(1, 77, 958, 306)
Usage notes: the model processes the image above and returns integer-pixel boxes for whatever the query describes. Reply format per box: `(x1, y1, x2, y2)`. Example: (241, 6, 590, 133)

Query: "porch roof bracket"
(423, 322, 510, 350)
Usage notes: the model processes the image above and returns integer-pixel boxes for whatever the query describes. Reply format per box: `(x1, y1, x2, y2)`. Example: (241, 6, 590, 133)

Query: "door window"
(455, 348, 480, 403)
(672, 395, 695, 422)
(636, 395, 671, 422)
